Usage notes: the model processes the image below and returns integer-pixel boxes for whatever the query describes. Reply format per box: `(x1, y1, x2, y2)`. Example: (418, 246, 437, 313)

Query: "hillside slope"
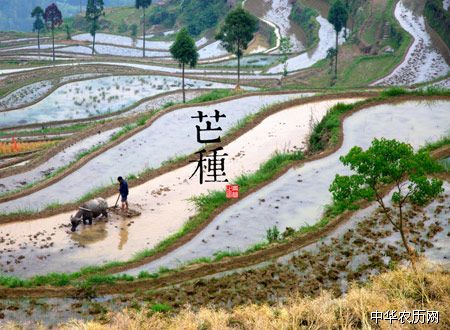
(0, 0, 134, 32)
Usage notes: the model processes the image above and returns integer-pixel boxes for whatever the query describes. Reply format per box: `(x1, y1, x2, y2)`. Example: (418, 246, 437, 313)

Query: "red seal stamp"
(226, 184, 239, 198)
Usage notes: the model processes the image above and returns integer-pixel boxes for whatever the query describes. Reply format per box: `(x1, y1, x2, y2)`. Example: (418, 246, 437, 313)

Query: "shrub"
(266, 226, 280, 243)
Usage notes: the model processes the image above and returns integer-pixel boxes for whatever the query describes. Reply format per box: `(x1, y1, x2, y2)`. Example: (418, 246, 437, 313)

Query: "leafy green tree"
(328, 0, 348, 78)
(31, 6, 45, 59)
(170, 28, 199, 103)
(135, 0, 152, 57)
(44, 3, 63, 62)
(329, 138, 444, 270)
(216, 7, 258, 89)
(86, 0, 104, 55)
(279, 36, 293, 77)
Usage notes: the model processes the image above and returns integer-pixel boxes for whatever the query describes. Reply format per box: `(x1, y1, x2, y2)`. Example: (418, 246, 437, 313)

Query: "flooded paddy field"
(125, 99, 450, 275)
(0, 128, 120, 195)
(0, 95, 343, 277)
(0, 93, 311, 214)
(0, 183, 447, 327)
(267, 16, 346, 74)
(374, 1, 450, 86)
(0, 75, 242, 128)
(0, 73, 107, 111)
(72, 33, 174, 51)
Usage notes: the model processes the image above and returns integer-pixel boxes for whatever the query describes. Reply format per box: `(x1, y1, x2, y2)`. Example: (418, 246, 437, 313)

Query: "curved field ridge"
(0, 75, 244, 128)
(125, 99, 450, 275)
(0, 93, 310, 215)
(262, 0, 304, 52)
(0, 96, 345, 277)
(0, 73, 107, 111)
(268, 16, 347, 74)
(374, 1, 450, 86)
(72, 33, 172, 50)
(0, 128, 120, 195)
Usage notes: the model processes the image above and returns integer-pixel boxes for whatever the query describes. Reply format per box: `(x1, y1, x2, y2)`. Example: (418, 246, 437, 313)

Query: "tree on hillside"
(170, 28, 199, 103)
(329, 138, 444, 270)
(44, 3, 63, 62)
(216, 7, 258, 89)
(326, 47, 337, 84)
(328, 0, 348, 78)
(279, 36, 293, 78)
(135, 0, 152, 57)
(86, 0, 104, 55)
(31, 6, 45, 59)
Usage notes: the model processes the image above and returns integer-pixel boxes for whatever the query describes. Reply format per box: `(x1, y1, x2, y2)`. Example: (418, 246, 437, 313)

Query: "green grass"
(187, 89, 241, 104)
(420, 135, 450, 154)
(110, 124, 137, 141)
(309, 102, 357, 152)
(309, 88, 450, 153)
(149, 303, 172, 313)
(0, 123, 92, 138)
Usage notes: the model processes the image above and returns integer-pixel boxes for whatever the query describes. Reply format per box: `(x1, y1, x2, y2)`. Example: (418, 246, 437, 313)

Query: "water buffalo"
(70, 198, 108, 232)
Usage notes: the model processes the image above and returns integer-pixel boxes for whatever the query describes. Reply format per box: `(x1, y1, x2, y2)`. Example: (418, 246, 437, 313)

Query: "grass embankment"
(0, 88, 448, 289)
(0, 123, 92, 138)
(57, 262, 450, 329)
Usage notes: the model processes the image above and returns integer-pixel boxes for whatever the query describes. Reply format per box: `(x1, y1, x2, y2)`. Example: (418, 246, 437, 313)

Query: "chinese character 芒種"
(191, 110, 226, 143)
(189, 147, 228, 184)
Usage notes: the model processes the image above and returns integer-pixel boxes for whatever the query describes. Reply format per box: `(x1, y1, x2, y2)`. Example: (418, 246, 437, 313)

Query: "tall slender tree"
(170, 28, 199, 103)
(86, 0, 104, 56)
(216, 7, 258, 89)
(31, 6, 45, 59)
(44, 3, 63, 62)
(328, 0, 348, 78)
(135, 0, 152, 57)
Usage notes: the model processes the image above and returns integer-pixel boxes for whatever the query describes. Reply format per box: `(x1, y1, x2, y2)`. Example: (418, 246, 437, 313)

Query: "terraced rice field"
(0, 0, 449, 326)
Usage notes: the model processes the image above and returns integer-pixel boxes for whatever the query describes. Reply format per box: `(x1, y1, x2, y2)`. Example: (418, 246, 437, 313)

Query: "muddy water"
(72, 33, 173, 50)
(94, 45, 170, 58)
(0, 73, 105, 111)
(0, 128, 120, 194)
(0, 93, 311, 214)
(0, 62, 270, 80)
(0, 96, 351, 277)
(374, 1, 450, 86)
(267, 16, 347, 74)
(262, 0, 305, 53)
(125, 100, 450, 275)
(278, 182, 450, 270)
(198, 41, 229, 60)
(0, 75, 243, 128)
(1, 189, 447, 328)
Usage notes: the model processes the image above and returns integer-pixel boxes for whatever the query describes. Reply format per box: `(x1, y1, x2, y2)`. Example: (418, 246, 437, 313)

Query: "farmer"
(117, 176, 129, 211)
